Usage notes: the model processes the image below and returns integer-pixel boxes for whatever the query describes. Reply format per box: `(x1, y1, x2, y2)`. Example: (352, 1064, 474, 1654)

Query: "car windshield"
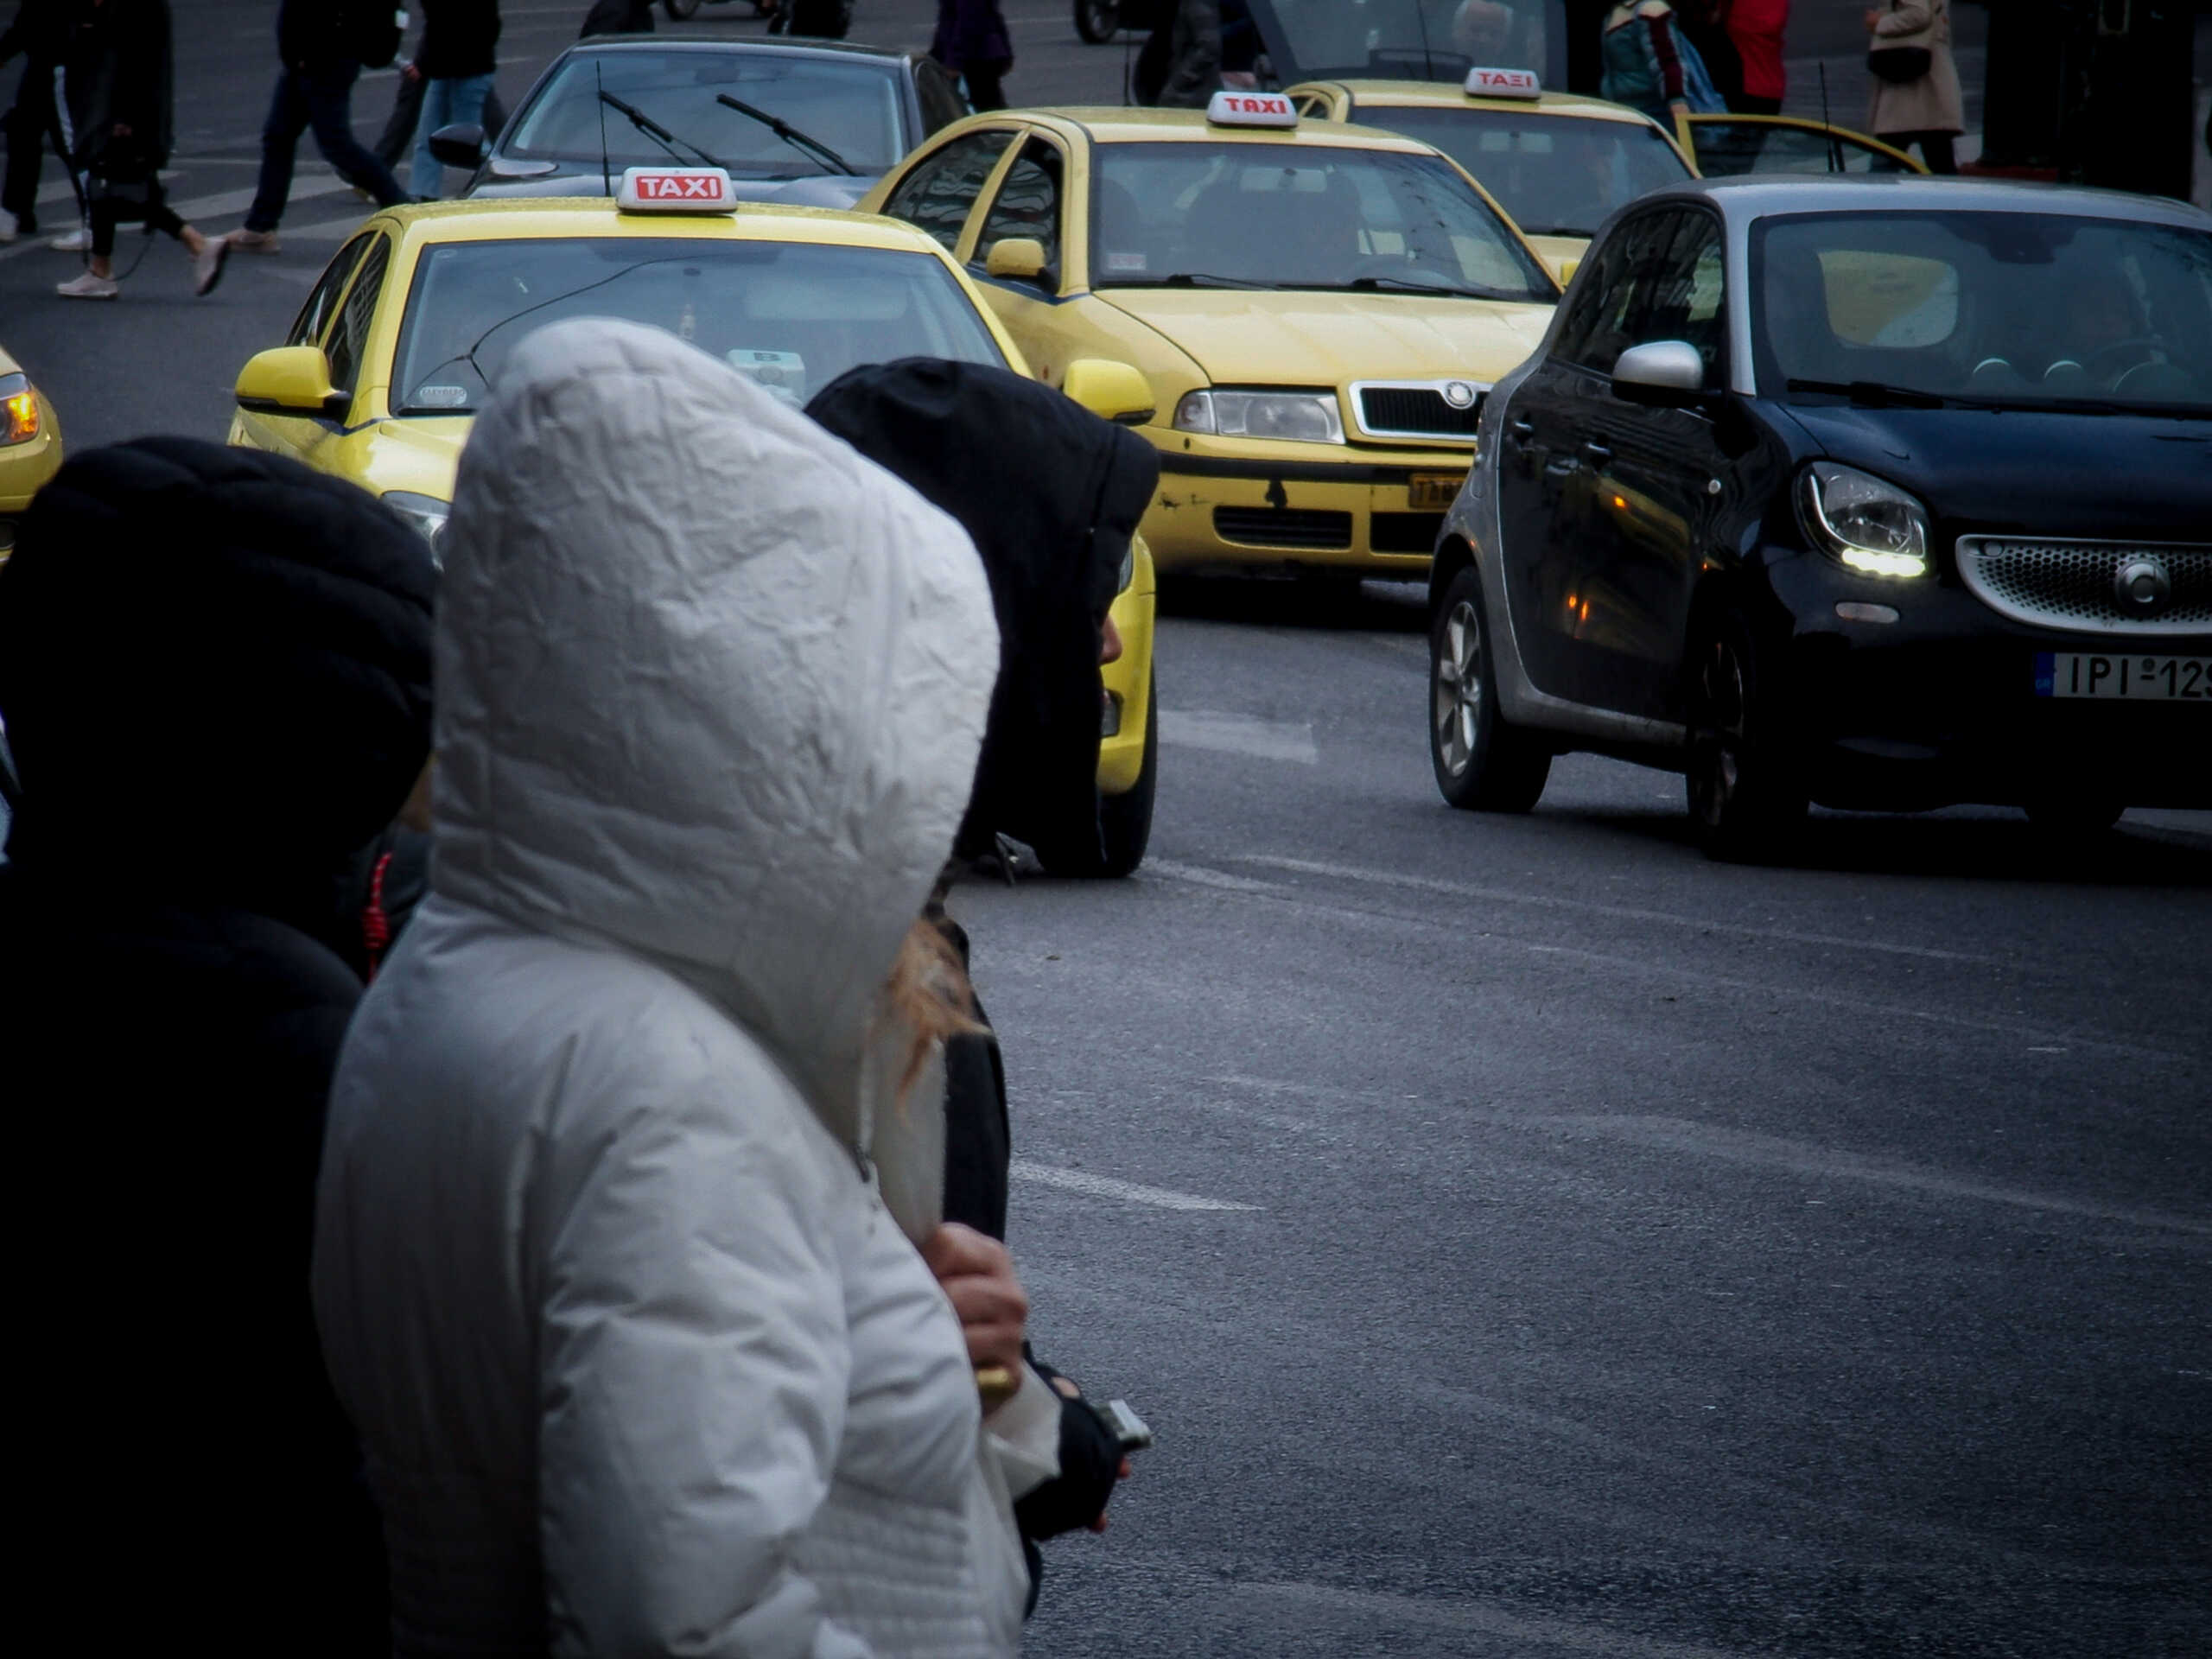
(1357, 107, 1688, 238)
(391, 238, 1004, 415)
(1690, 119, 1916, 177)
(1091, 142, 1556, 302)
(1253, 0, 1548, 83)
(504, 49, 905, 175)
(1753, 211, 2212, 413)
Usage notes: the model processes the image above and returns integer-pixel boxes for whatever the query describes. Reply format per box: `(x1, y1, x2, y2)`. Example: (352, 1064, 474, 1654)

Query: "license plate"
(2035, 652, 2212, 700)
(1408, 473, 1465, 511)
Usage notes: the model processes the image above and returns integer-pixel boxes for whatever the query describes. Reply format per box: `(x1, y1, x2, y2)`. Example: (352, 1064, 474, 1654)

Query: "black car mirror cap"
(1611, 340, 1707, 407)
(427, 123, 488, 172)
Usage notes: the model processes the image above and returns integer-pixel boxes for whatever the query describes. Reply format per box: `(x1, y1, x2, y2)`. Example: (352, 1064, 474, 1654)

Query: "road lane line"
(1228, 1579, 1756, 1659)
(1009, 1160, 1259, 1211)
(1141, 858, 1282, 893)
(1158, 709, 1318, 765)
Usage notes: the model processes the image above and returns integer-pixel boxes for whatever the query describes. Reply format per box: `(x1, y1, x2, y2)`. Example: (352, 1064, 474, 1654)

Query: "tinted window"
(1688, 119, 1916, 178)
(504, 48, 906, 175)
(1754, 210, 2212, 410)
(1644, 212, 1726, 378)
(324, 236, 391, 402)
(289, 235, 372, 347)
(1554, 208, 1681, 370)
(391, 238, 1006, 415)
(1090, 141, 1555, 302)
(1258, 0, 1548, 82)
(880, 129, 1016, 253)
(973, 138, 1063, 274)
(912, 54, 969, 135)
(1356, 107, 1690, 238)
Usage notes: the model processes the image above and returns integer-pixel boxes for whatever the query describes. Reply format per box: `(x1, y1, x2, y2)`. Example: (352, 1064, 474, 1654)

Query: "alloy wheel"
(1433, 599, 1483, 778)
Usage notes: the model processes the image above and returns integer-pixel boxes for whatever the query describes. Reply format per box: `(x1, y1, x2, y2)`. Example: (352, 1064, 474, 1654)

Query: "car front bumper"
(1098, 541, 1157, 798)
(1766, 551, 2212, 810)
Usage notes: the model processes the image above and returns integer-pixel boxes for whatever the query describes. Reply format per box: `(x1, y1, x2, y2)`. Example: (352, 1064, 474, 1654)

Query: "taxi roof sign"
(617, 166, 737, 213)
(1206, 89, 1298, 129)
(1464, 67, 1541, 99)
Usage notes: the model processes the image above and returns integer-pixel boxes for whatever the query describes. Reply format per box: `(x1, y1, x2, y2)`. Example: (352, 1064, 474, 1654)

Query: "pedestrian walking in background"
(932, 0, 1014, 112)
(232, 0, 410, 257)
(52, 0, 226, 299)
(1865, 0, 1961, 174)
(577, 0, 656, 36)
(410, 0, 501, 200)
(1156, 0, 1222, 110)
(0, 438, 434, 1656)
(1673, 2, 1743, 114)
(1725, 0, 1788, 115)
(371, 9, 508, 183)
(0, 0, 68, 242)
(313, 319, 1058, 1657)
(1599, 1, 1726, 129)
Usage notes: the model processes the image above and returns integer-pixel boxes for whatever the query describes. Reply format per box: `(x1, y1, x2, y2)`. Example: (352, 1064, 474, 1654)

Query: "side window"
(911, 55, 969, 135)
(288, 236, 372, 348)
(1557, 210, 1682, 371)
(1294, 92, 1334, 119)
(1642, 212, 1726, 377)
(973, 137, 1063, 274)
(324, 236, 391, 404)
(880, 130, 1017, 253)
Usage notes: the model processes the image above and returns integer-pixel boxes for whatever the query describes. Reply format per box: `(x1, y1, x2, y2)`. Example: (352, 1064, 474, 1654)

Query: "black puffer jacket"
(0, 439, 435, 1653)
(416, 0, 501, 79)
(65, 0, 174, 176)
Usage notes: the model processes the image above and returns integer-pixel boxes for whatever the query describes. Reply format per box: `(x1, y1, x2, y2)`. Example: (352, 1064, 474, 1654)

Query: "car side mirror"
(985, 236, 1052, 286)
(1611, 340, 1707, 406)
(234, 346, 350, 421)
(427, 122, 487, 171)
(1062, 359, 1155, 426)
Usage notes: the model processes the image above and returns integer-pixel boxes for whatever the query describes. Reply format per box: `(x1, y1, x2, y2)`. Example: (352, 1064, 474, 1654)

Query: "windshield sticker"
(1103, 251, 1148, 273)
(728, 348, 808, 408)
(410, 385, 470, 408)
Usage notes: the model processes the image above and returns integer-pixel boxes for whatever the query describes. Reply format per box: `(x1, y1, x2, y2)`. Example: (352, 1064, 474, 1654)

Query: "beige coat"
(1866, 0, 1965, 137)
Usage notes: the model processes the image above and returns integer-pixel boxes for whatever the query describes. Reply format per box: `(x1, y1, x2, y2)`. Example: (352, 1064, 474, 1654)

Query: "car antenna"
(1818, 60, 1841, 173)
(1413, 0, 1435, 79)
(595, 59, 613, 197)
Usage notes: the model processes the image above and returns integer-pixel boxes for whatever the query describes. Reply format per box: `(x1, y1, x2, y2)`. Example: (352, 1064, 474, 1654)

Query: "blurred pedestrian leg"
(238, 2, 409, 250)
(0, 0, 69, 238)
(410, 71, 491, 196)
(411, 1, 502, 199)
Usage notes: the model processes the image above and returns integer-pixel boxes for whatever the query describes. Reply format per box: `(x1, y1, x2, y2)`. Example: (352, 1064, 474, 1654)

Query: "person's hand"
(1863, 8, 1882, 30)
(1045, 1371, 1135, 1533)
(111, 122, 131, 137)
(921, 1224, 1028, 1382)
(403, 61, 423, 82)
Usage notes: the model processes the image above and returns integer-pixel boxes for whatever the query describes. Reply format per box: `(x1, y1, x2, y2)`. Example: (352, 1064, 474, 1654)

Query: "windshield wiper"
(714, 92, 855, 176)
(1785, 378, 1951, 409)
(1339, 275, 1515, 300)
(1148, 271, 1273, 289)
(597, 90, 725, 170)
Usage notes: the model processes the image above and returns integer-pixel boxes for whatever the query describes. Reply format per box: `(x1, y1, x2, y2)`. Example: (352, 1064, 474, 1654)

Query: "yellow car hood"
(1097, 289, 1553, 390)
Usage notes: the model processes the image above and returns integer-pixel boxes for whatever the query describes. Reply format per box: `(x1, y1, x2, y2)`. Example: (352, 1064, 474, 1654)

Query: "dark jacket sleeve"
(1014, 1357, 1127, 1541)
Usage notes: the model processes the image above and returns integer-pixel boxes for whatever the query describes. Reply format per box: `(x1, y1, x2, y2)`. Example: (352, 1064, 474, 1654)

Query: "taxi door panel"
(967, 135, 1074, 383)
(234, 232, 375, 463)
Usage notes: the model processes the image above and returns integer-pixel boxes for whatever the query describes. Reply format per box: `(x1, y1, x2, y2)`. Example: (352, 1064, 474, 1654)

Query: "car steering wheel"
(2079, 336, 2167, 384)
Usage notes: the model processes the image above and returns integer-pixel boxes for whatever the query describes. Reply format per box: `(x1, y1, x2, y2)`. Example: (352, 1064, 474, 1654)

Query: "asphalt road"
(4, 3, 2209, 1655)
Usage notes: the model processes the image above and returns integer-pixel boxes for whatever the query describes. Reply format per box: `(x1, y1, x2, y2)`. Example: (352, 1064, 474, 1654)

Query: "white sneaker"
(49, 226, 89, 251)
(56, 270, 119, 300)
(0, 211, 18, 244)
(192, 235, 230, 297)
(226, 227, 281, 255)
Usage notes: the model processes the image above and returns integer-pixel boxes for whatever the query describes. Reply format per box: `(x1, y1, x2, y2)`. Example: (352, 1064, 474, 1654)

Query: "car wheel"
(1043, 671, 1157, 878)
(2024, 796, 2124, 836)
(1430, 567, 1550, 812)
(1074, 0, 1122, 43)
(1685, 606, 1807, 861)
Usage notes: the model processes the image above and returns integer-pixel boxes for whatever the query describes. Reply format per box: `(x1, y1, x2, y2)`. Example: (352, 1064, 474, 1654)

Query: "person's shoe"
(227, 227, 281, 254)
(48, 226, 89, 251)
(0, 211, 18, 244)
(193, 235, 230, 297)
(55, 270, 120, 300)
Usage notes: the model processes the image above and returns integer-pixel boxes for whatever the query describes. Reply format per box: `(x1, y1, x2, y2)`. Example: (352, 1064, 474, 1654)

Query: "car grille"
(1353, 382, 1484, 440)
(1955, 537, 2212, 637)
(1370, 512, 1446, 555)
(1213, 507, 1352, 550)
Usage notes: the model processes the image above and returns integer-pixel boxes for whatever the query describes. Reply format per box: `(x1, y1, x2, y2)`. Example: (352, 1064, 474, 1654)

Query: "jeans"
(410, 73, 493, 200)
(246, 63, 409, 234)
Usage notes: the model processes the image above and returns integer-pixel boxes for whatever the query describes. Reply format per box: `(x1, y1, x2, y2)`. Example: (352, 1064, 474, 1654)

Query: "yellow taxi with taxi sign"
(225, 169, 1162, 871)
(0, 342, 63, 569)
(1287, 67, 1695, 283)
(861, 90, 1562, 584)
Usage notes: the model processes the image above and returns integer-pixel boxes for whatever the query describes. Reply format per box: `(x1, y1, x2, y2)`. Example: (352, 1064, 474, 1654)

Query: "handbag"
(1867, 1, 1933, 84)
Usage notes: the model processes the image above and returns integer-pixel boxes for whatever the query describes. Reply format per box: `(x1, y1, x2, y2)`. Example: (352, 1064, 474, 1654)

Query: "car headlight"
(1798, 461, 1930, 579)
(1173, 388, 1344, 445)
(381, 491, 451, 563)
(1, 372, 40, 447)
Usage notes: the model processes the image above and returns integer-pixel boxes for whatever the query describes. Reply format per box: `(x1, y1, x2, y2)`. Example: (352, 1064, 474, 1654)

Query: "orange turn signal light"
(3, 389, 37, 446)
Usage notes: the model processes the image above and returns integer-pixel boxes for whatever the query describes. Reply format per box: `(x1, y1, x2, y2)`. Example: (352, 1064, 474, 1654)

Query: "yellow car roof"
(1296, 80, 1665, 124)
(363, 195, 954, 253)
(1014, 106, 1444, 154)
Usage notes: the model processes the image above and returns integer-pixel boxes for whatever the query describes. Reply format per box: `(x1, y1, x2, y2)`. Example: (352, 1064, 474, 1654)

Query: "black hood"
(0, 438, 435, 904)
(807, 359, 1160, 868)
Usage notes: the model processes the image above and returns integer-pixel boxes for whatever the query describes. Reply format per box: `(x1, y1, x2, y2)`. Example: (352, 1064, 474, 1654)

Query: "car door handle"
(1508, 418, 1535, 443)
(1580, 441, 1612, 467)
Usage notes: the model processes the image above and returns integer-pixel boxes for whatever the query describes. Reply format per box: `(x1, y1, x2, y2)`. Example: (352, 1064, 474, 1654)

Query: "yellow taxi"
(226, 175, 1160, 874)
(1287, 68, 1693, 282)
(0, 343, 64, 569)
(861, 92, 1561, 584)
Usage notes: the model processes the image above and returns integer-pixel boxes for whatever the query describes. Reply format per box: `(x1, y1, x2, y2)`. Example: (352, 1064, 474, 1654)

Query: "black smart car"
(1428, 176, 2211, 859)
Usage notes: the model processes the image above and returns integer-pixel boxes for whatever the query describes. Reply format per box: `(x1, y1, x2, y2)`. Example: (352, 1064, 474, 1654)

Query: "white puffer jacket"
(314, 320, 1045, 1658)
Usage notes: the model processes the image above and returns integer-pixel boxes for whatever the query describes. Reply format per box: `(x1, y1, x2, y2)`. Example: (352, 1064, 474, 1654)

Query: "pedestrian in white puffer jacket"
(313, 318, 1060, 1657)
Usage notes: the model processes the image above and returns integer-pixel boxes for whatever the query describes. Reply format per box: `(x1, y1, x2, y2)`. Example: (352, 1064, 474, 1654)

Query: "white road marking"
(1141, 858, 1282, 894)
(1009, 1161, 1259, 1212)
(284, 213, 377, 242)
(1158, 709, 1318, 765)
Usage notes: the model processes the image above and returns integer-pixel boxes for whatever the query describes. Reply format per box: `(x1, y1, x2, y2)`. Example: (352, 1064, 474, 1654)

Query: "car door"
(964, 134, 1074, 381)
(232, 233, 373, 462)
(285, 233, 393, 475)
(1684, 116, 1925, 176)
(877, 126, 1020, 256)
(1494, 210, 1671, 708)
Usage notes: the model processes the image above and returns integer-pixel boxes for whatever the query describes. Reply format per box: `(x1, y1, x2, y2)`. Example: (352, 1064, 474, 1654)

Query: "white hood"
(431, 318, 998, 1122)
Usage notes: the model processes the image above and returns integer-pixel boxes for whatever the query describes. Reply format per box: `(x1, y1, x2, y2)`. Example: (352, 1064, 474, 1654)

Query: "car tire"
(1430, 567, 1551, 812)
(1043, 670, 1157, 878)
(1075, 0, 1121, 43)
(1685, 606, 1807, 862)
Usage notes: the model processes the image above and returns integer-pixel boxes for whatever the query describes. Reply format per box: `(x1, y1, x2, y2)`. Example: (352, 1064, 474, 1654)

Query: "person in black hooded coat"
(0, 438, 435, 1653)
(807, 359, 1160, 1581)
